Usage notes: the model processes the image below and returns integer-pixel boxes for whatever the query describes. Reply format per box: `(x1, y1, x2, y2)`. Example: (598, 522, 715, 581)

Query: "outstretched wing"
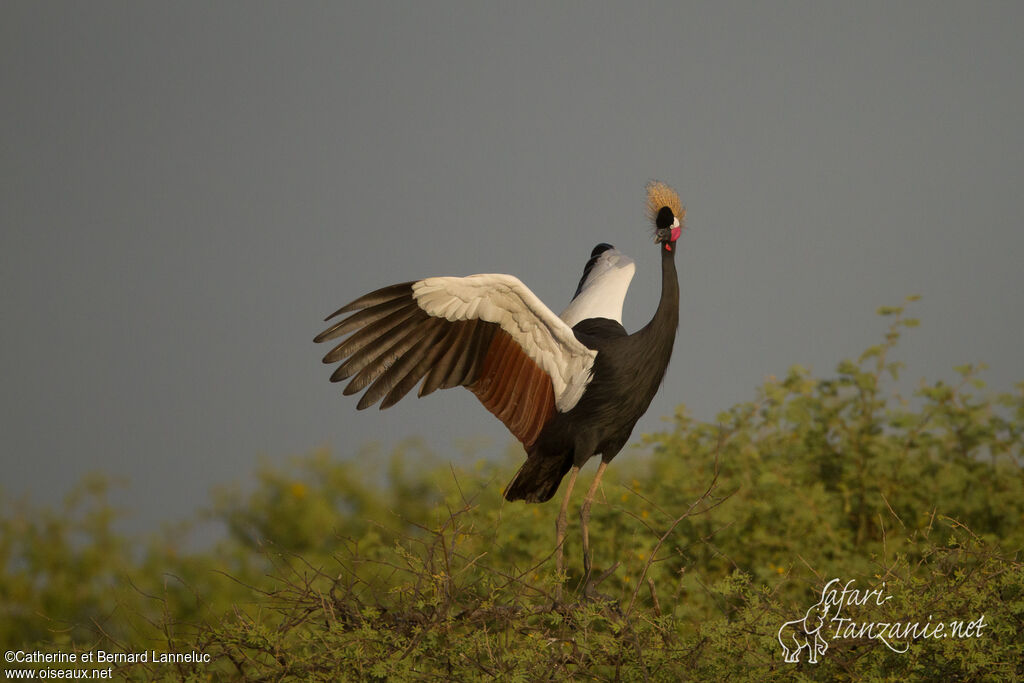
(559, 244, 635, 327)
(315, 275, 596, 449)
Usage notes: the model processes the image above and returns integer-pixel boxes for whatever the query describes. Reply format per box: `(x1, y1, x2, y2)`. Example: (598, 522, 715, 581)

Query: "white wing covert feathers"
(412, 274, 597, 412)
(559, 247, 635, 328)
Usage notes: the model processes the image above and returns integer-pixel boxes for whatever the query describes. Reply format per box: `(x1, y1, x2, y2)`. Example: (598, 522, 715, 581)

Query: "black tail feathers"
(503, 454, 573, 503)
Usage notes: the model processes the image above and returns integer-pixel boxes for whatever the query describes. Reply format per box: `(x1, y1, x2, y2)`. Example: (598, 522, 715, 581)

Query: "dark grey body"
(504, 245, 679, 502)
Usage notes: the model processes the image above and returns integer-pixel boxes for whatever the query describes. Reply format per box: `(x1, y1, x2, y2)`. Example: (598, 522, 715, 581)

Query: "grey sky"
(2, 2, 1022, 533)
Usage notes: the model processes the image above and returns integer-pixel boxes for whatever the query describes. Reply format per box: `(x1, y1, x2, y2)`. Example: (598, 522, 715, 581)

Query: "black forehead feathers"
(655, 206, 675, 230)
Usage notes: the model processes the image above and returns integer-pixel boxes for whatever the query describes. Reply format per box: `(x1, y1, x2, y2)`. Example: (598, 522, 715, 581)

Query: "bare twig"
(646, 578, 662, 618)
(626, 449, 723, 615)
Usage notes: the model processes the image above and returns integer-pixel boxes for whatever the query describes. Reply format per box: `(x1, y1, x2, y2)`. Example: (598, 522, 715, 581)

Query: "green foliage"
(2, 298, 1022, 680)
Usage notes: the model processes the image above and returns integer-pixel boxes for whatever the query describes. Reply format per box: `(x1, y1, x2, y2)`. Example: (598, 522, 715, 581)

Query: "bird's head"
(646, 180, 684, 252)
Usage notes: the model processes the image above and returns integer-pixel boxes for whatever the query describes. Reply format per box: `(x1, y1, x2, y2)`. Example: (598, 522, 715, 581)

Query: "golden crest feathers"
(645, 180, 685, 224)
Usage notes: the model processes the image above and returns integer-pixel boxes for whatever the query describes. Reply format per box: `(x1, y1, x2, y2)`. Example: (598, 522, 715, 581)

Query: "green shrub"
(2, 298, 1021, 681)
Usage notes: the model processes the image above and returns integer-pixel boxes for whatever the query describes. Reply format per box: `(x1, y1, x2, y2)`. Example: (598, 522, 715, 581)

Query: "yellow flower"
(289, 482, 307, 500)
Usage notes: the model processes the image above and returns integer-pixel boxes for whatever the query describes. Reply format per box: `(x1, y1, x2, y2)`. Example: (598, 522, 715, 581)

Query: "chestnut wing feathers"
(315, 275, 596, 449)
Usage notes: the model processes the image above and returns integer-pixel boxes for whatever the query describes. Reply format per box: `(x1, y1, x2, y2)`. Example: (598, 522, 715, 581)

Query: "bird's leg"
(580, 461, 608, 592)
(554, 466, 579, 601)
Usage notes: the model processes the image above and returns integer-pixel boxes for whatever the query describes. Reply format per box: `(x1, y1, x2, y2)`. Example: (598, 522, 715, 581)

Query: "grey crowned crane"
(315, 181, 684, 590)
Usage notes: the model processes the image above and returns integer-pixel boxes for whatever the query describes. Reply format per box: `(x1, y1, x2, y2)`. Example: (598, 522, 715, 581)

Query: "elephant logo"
(778, 594, 831, 664)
